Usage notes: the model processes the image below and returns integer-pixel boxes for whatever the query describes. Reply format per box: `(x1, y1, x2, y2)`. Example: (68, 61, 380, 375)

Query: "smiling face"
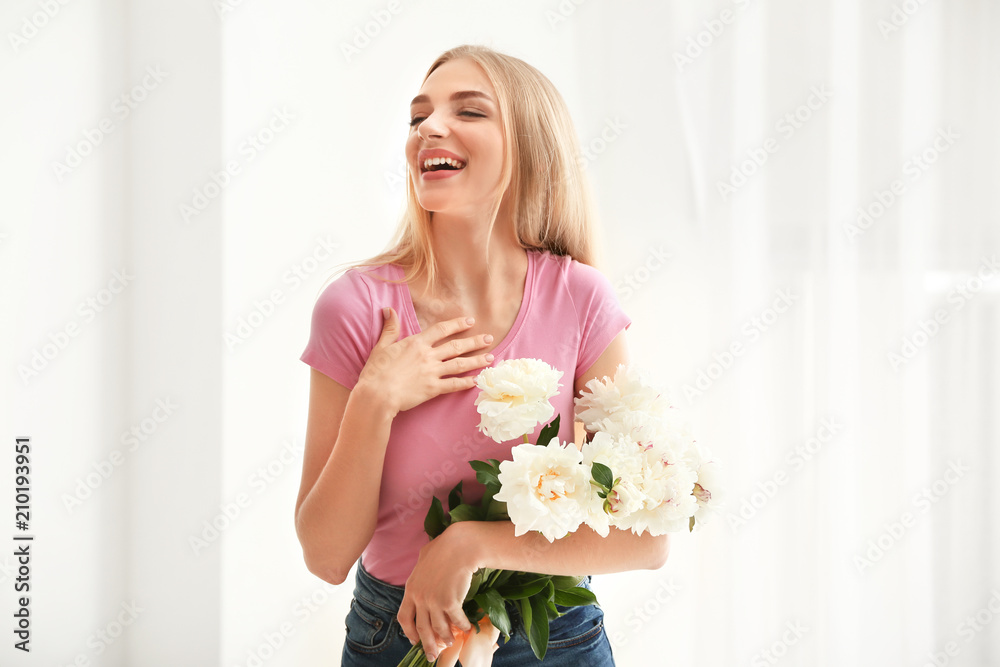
(405, 58, 507, 216)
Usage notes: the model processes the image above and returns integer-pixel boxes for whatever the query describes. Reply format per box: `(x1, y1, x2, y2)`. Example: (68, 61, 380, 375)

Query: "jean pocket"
(546, 602, 607, 650)
(344, 596, 398, 655)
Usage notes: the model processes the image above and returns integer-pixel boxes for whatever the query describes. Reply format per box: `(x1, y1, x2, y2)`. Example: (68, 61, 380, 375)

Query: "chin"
(416, 195, 461, 213)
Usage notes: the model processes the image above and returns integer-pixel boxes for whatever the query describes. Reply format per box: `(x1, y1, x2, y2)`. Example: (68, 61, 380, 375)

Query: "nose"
(417, 111, 448, 140)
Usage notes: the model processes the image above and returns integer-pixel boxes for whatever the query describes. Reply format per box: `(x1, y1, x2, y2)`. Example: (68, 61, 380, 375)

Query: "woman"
(295, 44, 670, 666)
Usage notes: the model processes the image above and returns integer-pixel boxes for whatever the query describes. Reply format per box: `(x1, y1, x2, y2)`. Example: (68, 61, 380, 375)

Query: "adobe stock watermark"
(887, 255, 998, 371)
(179, 107, 296, 224)
(392, 431, 495, 524)
(577, 117, 628, 172)
(235, 581, 341, 667)
(607, 577, 681, 650)
(59, 600, 144, 666)
(843, 126, 959, 242)
(393, 459, 465, 525)
(189, 439, 304, 556)
(17, 268, 133, 386)
(384, 156, 411, 193)
(681, 288, 797, 403)
(340, 0, 407, 63)
(615, 246, 672, 301)
(727, 417, 843, 533)
(922, 589, 1000, 667)
(545, 0, 590, 30)
(8, 0, 73, 53)
(384, 116, 625, 191)
(750, 620, 809, 666)
(50, 65, 169, 183)
(877, 0, 933, 39)
(853, 459, 969, 574)
(0, 555, 17, 586)
(225, 235, 339, 351)
(673, 0, 756, 73)
(213, 0, 248, 20)
(62, 397, 178, 513)
(716, 84, 831, 202)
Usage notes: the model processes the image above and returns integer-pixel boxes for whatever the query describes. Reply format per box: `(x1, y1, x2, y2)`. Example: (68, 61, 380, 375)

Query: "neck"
(421, 198, 526, 299)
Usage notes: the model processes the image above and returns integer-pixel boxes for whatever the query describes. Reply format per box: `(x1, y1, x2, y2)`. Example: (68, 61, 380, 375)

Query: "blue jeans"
(342, 560, 616, 666)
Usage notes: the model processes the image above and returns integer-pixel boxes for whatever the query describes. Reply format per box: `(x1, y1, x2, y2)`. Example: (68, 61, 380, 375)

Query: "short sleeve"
(299, 269, 376, 389)
(565, 260, 632, 380)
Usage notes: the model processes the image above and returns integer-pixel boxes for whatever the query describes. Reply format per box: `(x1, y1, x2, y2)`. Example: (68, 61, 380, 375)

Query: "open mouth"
(421, 156, 467, 173)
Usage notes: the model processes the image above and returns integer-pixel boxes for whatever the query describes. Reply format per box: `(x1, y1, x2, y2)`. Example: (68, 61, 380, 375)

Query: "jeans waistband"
(353, 559, 594, 616)
(353, 559, 407, 615)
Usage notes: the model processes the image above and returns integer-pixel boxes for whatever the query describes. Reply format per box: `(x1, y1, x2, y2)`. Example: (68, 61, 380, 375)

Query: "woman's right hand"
(356, 307, 495, 415)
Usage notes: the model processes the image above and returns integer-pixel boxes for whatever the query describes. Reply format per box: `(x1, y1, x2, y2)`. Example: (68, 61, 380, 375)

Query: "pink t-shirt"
(299, 248, 631, 585)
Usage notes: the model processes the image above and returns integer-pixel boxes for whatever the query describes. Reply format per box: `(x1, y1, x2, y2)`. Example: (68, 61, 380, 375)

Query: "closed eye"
(409, 110, 486, 127)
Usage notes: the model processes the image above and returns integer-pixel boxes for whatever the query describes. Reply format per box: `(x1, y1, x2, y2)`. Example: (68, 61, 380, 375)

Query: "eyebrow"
(409, 90, 495, 107)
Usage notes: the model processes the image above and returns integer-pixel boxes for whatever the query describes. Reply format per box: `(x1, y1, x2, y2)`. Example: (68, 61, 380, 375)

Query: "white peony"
(474, 358, 563, 443)
(587, 411, 672, 450)
(494, 441, 590, 542)
(682, 441, 726, 527)
(580, 432, 647, 536)
(607, 444, 698, 536)
(575, 364, 673, 435)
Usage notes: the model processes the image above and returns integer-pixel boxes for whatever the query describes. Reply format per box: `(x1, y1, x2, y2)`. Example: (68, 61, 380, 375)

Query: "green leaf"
(448, 481, 464, 512)
(485, 568, 505, 588)
(463, 598, 486, 623)
(498, 578, 549, 600)
(689, 515, 696, 532)
(480, 483, 507, 520)
(473, 589, 512, 639)
(549, 575, 587, 590)
(591, 461, 614, 490)
(536, 414, 561, 447)
(491, 569, 514, 588)
(469, 459, 495, 475)
(485, 498, 509, 521)
(423, 496, 447, 539)
(545, 596, 561, 620)
(553, 586, 599, 607)
(518, 598, 532, 644)
(527, 594, 551, 660)
(470, 459, 501, 488)
(466, 568, 490, 601)
(449, 503, 481, 523)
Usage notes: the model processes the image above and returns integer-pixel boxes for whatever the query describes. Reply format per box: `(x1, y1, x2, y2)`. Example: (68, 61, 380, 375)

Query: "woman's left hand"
(398, 522, 478, 662)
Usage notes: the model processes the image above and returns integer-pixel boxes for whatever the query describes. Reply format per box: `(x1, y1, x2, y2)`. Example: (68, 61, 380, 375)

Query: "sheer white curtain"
(3, 1, 996, 665)
(648, 1, 999, 665)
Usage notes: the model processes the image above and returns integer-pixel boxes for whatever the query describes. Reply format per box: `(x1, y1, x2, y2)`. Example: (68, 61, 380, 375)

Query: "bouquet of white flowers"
(397, 360, 723, 667)
(574, 363, 725, 534)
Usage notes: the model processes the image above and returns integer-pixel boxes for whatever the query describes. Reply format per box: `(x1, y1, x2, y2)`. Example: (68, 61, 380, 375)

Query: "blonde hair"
(331, 44, 601, 289)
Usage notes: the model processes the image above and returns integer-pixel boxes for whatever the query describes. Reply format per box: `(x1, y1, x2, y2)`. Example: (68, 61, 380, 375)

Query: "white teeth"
(422, 156, 466, 170)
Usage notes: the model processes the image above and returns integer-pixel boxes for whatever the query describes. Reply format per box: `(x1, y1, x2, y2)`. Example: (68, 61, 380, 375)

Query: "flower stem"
(397, 641, 433, 667)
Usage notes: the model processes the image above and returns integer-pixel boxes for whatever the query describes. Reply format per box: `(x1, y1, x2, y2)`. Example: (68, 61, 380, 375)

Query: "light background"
(1, 0, 998, 665)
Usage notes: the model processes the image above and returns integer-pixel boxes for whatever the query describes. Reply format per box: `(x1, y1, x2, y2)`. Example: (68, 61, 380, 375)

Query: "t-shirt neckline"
(393, 249, 535, 362)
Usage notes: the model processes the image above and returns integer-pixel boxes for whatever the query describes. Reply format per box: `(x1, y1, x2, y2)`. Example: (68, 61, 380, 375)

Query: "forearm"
(456, 520, 670, 577)
(296, 382, 394, 582)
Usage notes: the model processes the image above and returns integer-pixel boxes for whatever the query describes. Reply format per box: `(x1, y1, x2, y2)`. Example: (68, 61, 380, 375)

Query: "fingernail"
(466, 317, 475, 325)
(383, 307, 390, 318)
(485, 353, 494, 362)
(484, 334, 494, 343)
